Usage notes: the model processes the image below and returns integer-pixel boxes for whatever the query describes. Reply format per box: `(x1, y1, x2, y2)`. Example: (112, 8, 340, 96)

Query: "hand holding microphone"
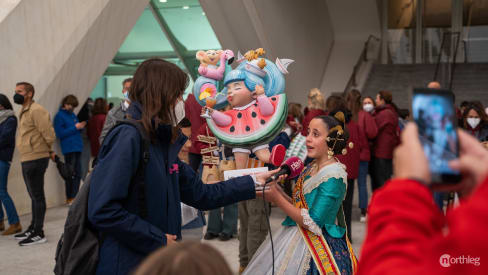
(265, 157, 304, 184)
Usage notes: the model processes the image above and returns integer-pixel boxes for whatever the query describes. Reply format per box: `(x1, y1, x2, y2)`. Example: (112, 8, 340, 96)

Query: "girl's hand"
(258, 179, 286, 204)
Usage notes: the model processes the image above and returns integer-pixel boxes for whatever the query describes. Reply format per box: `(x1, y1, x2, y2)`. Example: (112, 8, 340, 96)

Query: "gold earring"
(348, 142, 354, 149)
(326, 137, 331, 142)
(342, 148, 347, 155)
(328, 149, 334, 159)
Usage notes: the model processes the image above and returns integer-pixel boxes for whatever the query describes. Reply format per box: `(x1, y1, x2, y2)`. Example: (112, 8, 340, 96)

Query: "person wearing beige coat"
(13, 82, 56, 246)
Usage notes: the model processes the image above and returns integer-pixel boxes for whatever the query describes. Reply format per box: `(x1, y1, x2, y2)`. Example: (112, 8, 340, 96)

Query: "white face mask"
(467, 117, 481, 129)
(174, 99, 185, 126)
(363, 103, 374, 113)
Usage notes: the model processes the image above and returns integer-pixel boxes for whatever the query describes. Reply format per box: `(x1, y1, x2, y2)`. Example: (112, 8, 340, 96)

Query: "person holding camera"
(359, 123, 488, 275)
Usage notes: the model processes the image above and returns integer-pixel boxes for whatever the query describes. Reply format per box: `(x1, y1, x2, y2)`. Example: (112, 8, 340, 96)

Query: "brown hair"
(134, 241, 232, 275)
(61, 95, 79, 108)
(363, 96, 376, 107)
(92, 98, 107, 115)
(345, 89, 361, 122)
(16, 82, 35, 97)
(308, 88, 325, 110)
(123, 77, 133, 86)
(326, 95, 346, 113)
(130, 58, 188, 140)
(462, 103, 488, 129)
(377, 90, 399, 113)
(288, 102, 303, 122)
(378, 90, 393, 104)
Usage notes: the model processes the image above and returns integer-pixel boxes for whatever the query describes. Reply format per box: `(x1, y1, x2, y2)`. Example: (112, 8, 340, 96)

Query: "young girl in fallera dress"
(244, 112, 358, 275)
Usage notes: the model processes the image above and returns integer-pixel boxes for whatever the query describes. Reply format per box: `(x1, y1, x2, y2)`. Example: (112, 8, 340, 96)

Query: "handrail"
(343, 35, 380, 94)
(433, 31, 461, 90)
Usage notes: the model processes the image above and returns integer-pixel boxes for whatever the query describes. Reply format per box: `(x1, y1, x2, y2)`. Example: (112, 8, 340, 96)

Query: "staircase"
(362, 63, 488, 108)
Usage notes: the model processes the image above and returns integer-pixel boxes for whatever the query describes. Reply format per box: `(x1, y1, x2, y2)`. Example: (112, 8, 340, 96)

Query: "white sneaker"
(360, 215, 367, 223)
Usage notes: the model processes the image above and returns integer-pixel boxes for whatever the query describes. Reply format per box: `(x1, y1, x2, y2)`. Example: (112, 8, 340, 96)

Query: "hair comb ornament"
(333, 111, 345, 123)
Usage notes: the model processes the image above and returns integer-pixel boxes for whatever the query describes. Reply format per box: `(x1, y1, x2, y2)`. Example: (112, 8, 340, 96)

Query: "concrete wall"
(0, 0, 148, 216)
(200, 0, 335, 105)
(320, 0, 381, 97)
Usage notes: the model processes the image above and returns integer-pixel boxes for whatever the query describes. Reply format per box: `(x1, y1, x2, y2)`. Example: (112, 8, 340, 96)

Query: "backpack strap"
(114, 119, 150, 219)
(99, 119, 150, 219)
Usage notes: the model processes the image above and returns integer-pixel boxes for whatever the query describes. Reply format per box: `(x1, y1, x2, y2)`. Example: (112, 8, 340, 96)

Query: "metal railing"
(343, 35, 380, 94)
(433, 31, 461, 90)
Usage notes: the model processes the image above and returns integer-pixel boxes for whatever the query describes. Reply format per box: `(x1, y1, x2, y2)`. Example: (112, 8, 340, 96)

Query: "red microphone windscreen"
(283, 157, 304, 179)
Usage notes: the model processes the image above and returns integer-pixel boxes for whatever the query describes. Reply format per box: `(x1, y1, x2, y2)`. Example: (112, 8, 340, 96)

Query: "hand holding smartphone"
(411, 88, 462, 185)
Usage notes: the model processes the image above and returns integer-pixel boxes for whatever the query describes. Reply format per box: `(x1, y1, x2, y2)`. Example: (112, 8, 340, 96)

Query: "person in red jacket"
(347, 90, 378, 222)
(371, 91, 399, 191)
(359, 123, 488, 275)
(87, 98, 107, 157)
(184, 94, 205, 172)
(331, 106, 368, 242)
(300, 88, 327, 137)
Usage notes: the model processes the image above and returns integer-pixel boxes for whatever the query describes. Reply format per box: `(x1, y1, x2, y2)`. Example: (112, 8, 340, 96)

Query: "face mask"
(13, 94, 25, 105)
(174, 99, 185, 126)
(467, 118, 481, 129)
(363, 103, 374, 113)
(123, 91, 130, 100)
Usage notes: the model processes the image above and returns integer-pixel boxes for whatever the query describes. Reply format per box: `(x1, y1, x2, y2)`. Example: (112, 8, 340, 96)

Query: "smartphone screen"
(411, 88, 461, 184)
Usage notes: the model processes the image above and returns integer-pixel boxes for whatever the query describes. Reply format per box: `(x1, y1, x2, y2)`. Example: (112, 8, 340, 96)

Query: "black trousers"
(64, 152, 81, 199)
(371, 158, 393, 191)
(342, 178, 355, 242)
(21, 157, 49, 233)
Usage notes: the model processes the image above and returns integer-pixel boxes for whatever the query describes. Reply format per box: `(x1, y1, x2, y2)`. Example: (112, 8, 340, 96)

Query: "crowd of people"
(0, 78, 131, 245)
(1, 59, 487, 274)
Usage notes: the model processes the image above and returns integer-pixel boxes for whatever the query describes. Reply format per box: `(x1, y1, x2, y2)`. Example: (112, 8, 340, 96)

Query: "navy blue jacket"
(53, 108, 83, 154)
(0, 116, 17, 162)
(88, 102, 256, 275)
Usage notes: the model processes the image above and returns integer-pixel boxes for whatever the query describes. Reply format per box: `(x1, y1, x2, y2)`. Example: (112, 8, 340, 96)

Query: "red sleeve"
(363, 112, 378, 140)
(359, 177, 488, 275)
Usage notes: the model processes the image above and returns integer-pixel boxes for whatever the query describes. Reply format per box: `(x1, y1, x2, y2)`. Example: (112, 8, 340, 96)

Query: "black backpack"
(54, 120, 150, 275)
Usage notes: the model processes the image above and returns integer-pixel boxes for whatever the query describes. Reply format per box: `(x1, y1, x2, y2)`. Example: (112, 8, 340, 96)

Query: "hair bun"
(333, 111, 345, 124)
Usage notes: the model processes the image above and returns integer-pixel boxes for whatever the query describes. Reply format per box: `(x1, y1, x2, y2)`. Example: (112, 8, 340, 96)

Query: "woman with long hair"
(87, 58, 273, 275)
(346, 90, 377, 222)
(461, 103, 488, 146)
(243, 112, 357, 275)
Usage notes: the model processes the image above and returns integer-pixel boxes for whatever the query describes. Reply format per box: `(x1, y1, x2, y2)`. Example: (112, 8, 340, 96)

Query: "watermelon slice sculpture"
(207, 94, 288, 148)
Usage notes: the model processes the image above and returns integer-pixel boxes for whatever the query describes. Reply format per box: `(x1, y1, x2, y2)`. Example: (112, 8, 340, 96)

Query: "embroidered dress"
(243, 162, 357, 275)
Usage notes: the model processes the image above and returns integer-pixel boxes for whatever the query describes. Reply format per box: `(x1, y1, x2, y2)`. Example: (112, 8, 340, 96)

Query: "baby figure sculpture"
(204, 48, 294, 170)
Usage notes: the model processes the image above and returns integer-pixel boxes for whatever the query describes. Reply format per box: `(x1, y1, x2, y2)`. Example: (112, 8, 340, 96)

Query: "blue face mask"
(123, 91, 129, 100)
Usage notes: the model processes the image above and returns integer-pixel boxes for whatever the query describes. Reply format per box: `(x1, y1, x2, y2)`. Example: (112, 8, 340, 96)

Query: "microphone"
(265, 157, 304, 184)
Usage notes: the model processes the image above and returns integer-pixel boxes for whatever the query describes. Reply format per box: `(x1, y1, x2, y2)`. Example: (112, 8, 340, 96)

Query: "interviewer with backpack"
(78, 59, 274, 275)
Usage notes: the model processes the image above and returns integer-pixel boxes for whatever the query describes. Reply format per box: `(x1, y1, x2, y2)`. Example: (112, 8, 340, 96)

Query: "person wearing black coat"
(0, 93, 22, 235)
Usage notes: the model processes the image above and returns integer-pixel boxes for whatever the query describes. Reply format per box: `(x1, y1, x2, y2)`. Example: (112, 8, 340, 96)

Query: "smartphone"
(411, 88, 462, 184)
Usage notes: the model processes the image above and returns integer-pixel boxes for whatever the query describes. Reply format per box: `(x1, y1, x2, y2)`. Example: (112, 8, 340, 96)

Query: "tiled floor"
(0, 201, 366, 274)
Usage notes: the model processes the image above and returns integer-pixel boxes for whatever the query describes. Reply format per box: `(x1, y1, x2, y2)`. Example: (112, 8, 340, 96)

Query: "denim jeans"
(207, 204, 238, 236)
(64, 152, 81, 199)
(21, 157, 49, 233)
(0, 160, 19, 224)
(357, 161, 369, 210)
